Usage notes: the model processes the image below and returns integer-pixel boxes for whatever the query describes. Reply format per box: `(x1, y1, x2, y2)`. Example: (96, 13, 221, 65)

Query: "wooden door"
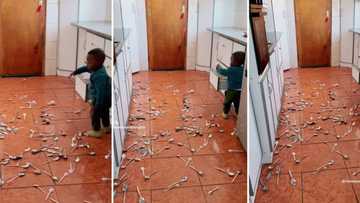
(295, 0, 331, 67)
(146, 0, 188, 70)
(0, 0, 46, 75)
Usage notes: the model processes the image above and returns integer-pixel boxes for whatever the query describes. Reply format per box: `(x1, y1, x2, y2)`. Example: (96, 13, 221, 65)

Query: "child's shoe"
(222, 112, 228, 119)
(102, 126, 111, 134)
(85, 130, 102, 138)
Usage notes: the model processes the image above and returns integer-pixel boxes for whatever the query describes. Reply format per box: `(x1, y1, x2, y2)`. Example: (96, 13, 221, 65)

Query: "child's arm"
(216, 64, 228, 76)
(70, 66, 89, 76)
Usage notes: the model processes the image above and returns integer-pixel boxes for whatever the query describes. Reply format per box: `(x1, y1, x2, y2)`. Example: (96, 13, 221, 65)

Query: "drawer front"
(75, 76, 88, 101)
(86, 32, 105, 53)
(217, 36, 233, 67)
(218, 76, 228, 90)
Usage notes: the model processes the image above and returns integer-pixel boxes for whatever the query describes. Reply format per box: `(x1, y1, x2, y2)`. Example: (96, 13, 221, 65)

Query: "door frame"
(145, 0, 188, 71)
(294, 0, 332, 67)
(0, 0, 47, 76)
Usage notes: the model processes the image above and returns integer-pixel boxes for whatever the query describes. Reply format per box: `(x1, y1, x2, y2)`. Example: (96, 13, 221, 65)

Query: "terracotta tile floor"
(0, 76, 111, 203)
(114, 71, 247, 203)
(255, 68, 360, 203)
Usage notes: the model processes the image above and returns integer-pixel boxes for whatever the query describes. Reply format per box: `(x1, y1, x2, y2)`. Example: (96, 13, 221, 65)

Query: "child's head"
(231, 51, 245, 67)
(86, 48, 106, 70)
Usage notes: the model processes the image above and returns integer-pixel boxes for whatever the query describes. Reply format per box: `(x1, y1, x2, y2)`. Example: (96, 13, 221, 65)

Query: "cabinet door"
(358, 36, 360, 67)
(117, 52, 129, 122)
(75, 76, 88, 100)
(355, 35, 360, 67)
(217, 36, 233, 67)
(270, 52, 281, 115)
(267, 69, 278, 128)
(127, 70, 133, 103)
(261, 69, 276, 143)
(86, 32, 105, 53)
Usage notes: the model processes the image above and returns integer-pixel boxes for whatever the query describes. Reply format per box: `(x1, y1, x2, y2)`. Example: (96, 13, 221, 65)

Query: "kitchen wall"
(78, 0, 111, 22)
(45, 0, 59, 75)
(57, 0, 111, 76)
(45, 0, 111, 76)
(213, 0, 246, 29)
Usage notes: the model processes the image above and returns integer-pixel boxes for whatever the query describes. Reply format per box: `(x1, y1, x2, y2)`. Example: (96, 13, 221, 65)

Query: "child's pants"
(91, 106, 110, 131)
(223, 89, 241, 114)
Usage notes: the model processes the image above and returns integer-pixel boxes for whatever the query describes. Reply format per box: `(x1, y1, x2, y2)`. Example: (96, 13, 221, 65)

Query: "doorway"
(294, 0, 331, 67)
(146, 0, 188, 70)
(0, 0, 46, 76)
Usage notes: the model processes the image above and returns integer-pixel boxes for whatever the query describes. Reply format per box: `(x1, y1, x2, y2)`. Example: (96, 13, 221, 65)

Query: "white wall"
(78, 0, 111, 21)
(213, 0, 246, 29)
(134, 0, 149, 71)
(195, 0, 214, 70)
(57, 0, 111, 76)
(57, 0, 79, 75)
(186, 0, 199, 70)
(340, 0, 354, 66)
(282, 1, 298, 68)
(45, 0, 59, 75)
(332, 0, 341, 66)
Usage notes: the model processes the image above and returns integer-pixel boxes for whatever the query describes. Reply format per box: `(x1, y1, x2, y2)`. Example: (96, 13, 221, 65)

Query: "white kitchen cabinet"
(352, 34, 360, 83)
(275, 42, 284, 93)
(75, 76, 88, 100)
(354, 35, 360, 68)
(217, 36, 233, 67)
(260, 69, 276, 144)
(270, 52, 281, 116)
(209, 31, 246, 93)
(74, 28, 111, 101)
(267, 68, 278, 129)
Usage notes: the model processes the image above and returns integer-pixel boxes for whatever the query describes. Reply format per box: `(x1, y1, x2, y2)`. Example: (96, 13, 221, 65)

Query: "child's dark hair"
(231, 51, 245, 67)
(88, 48, 106, 64)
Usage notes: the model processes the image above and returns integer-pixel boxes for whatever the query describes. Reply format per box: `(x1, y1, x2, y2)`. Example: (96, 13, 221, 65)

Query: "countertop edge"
(207, 28, 247, 46)
(71, 22, 112, 40)
(350, 28, 360, 35)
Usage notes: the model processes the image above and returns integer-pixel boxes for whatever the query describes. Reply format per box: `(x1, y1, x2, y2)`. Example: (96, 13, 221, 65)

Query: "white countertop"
(208, 27, 247, 45)
(72, 21, 112, 40)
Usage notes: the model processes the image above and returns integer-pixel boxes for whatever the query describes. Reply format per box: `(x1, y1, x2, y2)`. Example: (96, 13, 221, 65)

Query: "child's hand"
(68, 72, 74, 78)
